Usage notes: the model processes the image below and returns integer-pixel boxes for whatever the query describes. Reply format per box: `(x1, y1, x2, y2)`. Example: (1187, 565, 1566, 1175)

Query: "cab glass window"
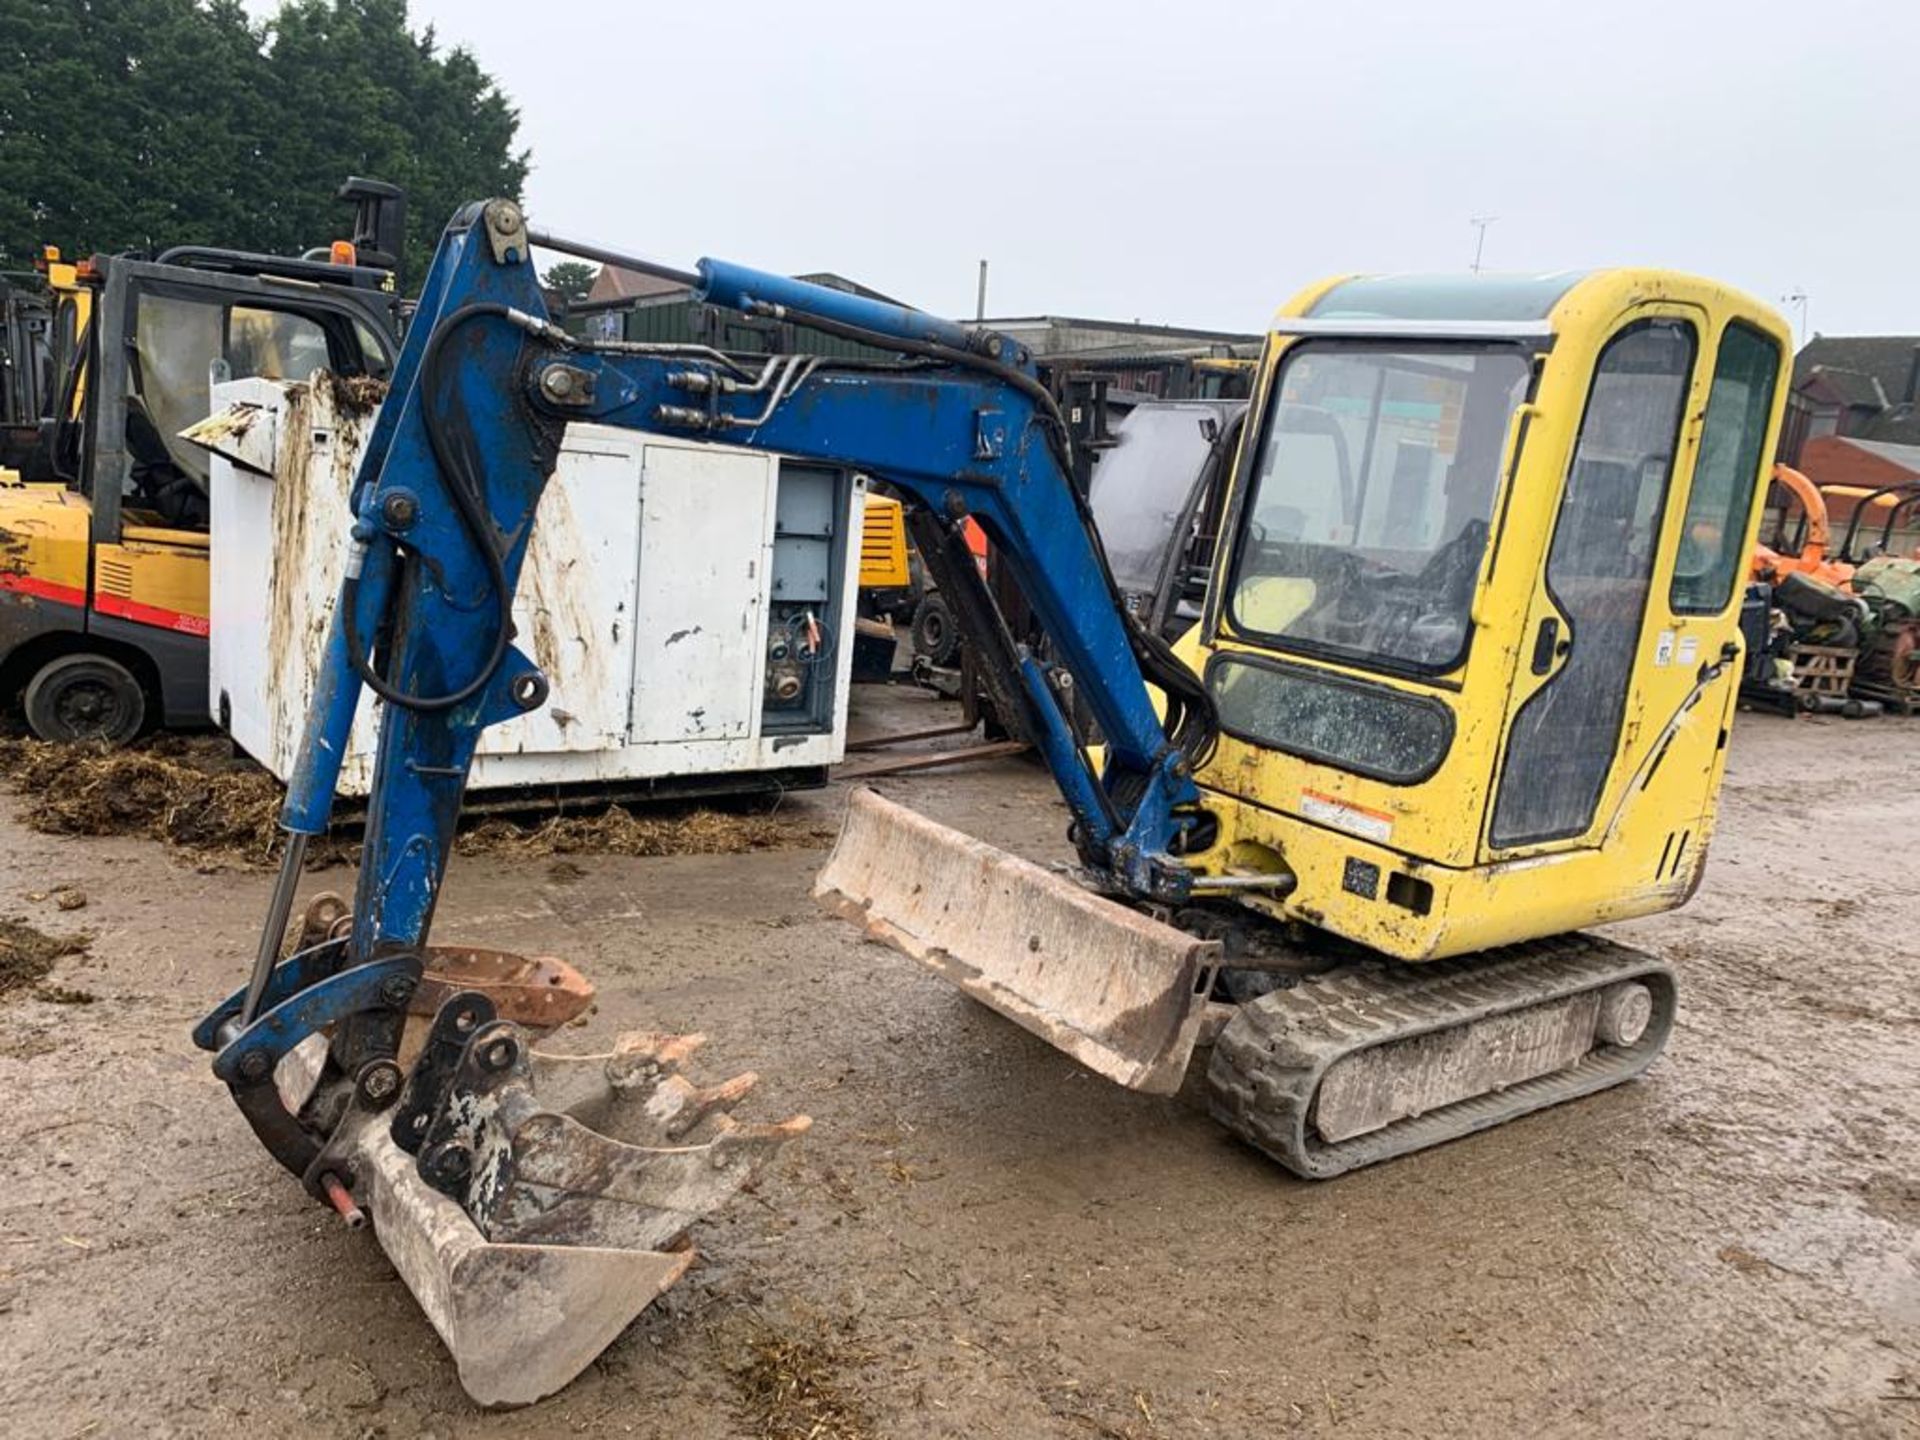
(132, 295, 336, 489)
(1670, 324, 1779, 614)
(1229, 341, 1532, 674)
(1208, 653, 1455, 784)
(1490, 318, 1695, 848)
(354, 319, 394, 379)
(132, 292, 224, 491)
(228, 305, 332, 386)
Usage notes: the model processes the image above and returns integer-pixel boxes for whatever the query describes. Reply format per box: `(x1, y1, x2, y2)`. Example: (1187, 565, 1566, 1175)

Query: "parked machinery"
(1752, 463, 1854, 589)
(194, 204, 1790, 1402)
(1848, 555, 1920, 712)
(0, 268, 56, 456)
(0, 180, 404, 743)
(1743, 465, 1915, 715)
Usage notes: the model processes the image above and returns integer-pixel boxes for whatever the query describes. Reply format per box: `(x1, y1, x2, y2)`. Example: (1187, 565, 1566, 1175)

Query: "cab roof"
(1306, 272, 1588, 324)
(1277, 269, 1786, 347)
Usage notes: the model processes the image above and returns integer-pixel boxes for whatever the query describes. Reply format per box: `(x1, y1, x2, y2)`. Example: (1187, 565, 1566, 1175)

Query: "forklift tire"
(911, 592, 960, 667)
(23, 653, 147, 745)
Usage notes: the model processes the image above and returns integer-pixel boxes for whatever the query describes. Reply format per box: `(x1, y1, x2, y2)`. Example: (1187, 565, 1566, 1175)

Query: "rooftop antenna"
(1469, 215, 1498, 274)
(1782, 289, 1809, 347)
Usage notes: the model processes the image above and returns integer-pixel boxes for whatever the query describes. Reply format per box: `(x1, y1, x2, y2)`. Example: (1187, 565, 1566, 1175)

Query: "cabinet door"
(629, 444, 773, 743)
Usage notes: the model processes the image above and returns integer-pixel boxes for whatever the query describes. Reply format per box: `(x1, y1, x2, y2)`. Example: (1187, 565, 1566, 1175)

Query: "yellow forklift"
(0, 180, 404, 741)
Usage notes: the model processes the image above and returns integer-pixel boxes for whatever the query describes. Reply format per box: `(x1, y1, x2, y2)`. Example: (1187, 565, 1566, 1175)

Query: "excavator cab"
(1180, 271, 1789, 958)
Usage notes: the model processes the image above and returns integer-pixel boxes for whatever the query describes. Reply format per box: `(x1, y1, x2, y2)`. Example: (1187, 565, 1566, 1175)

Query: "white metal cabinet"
(487, 435, 643, 756)
(198, 386, 861, 797)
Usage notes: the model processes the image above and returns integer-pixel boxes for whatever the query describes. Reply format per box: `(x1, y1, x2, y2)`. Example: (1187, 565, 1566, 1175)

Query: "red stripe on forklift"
(93, 592, 211, 637)
(0, 570, 87, 608)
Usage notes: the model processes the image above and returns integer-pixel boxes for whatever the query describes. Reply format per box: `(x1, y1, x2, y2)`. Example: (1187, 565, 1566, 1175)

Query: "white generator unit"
(198, 375, 860, 798)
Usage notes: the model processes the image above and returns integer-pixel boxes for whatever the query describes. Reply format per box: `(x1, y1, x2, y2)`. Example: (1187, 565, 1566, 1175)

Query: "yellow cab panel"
(1177, 270, 1791, 961)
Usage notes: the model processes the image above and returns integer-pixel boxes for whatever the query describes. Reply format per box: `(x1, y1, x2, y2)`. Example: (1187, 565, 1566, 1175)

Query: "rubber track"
(1205, 932, 1676, 1180)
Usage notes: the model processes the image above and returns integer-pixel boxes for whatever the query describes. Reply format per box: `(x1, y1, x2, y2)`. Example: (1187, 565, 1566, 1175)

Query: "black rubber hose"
(341, 302, 521, 713)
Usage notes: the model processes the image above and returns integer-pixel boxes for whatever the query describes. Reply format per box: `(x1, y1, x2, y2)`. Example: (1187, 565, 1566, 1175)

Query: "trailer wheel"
(911, 592, 959, 667)
(23, 653, 147, 745)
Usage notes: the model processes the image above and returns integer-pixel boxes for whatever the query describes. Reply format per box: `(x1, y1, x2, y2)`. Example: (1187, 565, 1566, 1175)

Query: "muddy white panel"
(629, 442, 775, 744)
(204, 375, 363, 780)
(481, 435, 643, 757)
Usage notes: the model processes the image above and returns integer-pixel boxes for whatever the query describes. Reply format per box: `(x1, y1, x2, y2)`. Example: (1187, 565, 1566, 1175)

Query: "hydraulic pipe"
(237, 832, 309, 1029)
(695, 258, 985, 355)
(522, 228, 701, 291)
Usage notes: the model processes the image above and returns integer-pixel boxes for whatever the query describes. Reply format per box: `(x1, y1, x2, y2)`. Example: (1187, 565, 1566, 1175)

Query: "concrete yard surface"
(0, 698, 1914, 1438)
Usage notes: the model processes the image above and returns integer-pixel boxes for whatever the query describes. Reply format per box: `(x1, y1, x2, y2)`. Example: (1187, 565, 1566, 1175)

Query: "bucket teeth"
(642, 1070, 762, 1144)
(611, 1030, 708, 1068)
(533, 1032, 760, 1143)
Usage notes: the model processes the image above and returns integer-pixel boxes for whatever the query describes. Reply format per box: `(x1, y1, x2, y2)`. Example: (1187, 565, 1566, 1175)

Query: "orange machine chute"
(1752, 463, 1855, 589)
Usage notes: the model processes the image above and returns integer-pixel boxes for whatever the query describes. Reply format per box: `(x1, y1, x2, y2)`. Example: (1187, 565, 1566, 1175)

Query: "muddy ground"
(0, 687, 1914, 1439)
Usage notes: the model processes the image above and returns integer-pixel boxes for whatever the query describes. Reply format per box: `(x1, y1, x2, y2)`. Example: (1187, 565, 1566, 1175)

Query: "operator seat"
(124, 392, 210, 530)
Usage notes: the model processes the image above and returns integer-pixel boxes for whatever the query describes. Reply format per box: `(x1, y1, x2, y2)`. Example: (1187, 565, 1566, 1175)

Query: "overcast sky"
(250, 0, 1907, 340)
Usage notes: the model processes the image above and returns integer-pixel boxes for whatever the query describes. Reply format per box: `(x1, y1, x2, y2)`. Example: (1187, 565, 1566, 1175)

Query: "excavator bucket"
(814, 788, 1220, 1094)
(283, 1000, 807, 1407)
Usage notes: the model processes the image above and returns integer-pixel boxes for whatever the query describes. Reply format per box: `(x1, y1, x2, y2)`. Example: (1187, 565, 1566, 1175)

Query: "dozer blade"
(814, 788, 1220, 1094)
(309, 1004, 807, 1408)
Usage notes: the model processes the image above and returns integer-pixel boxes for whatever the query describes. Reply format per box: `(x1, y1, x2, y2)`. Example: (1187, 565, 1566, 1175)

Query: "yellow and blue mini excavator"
(192, 200, 1789, 1404)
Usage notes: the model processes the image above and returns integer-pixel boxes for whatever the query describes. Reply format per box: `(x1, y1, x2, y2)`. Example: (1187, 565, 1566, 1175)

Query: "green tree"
(260, 0, 528, 284)
(0, 0, 528, 288)
(0, 1, 274, 268)
(542, 261, 595, 305)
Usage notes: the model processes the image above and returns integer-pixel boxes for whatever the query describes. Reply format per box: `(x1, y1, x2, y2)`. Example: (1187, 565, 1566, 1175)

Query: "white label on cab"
(1300, 789, 1394, 845)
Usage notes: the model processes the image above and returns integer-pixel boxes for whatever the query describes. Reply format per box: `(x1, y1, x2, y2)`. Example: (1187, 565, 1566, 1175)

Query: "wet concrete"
(0, 689, 1914, 1437)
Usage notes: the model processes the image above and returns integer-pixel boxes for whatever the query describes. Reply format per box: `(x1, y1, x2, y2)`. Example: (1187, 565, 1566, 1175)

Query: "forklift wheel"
(911, 592, 959, 667)
(23, 653, 147, 745)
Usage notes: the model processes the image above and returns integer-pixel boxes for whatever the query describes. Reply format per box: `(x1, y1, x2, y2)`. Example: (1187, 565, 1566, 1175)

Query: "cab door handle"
(1530, 617, 1561, 675)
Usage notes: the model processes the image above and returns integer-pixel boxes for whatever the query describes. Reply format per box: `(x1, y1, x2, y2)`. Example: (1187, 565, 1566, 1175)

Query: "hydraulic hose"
(341, 302, 523, 713)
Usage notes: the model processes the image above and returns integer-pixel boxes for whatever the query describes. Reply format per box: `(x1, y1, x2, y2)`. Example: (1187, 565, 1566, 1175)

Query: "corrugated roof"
(980, 315, 1257, 343)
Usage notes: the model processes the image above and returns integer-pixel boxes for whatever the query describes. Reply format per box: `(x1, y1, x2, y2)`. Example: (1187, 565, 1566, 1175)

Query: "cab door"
(1488, 311, 1701, 852)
